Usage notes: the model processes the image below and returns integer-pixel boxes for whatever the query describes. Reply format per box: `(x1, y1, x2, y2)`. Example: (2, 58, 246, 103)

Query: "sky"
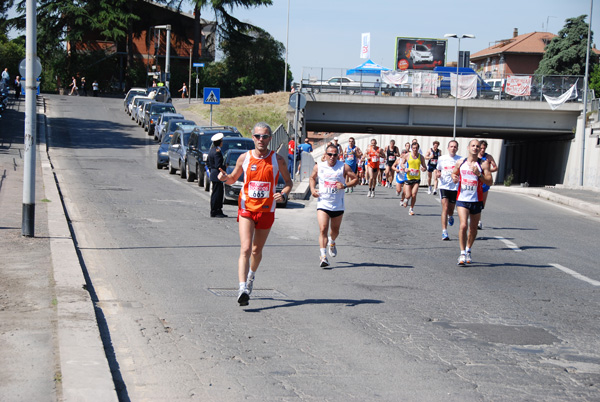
(210, 0, 598, 85)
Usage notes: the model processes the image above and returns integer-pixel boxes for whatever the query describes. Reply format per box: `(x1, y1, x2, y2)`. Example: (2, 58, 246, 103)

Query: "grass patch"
(185, 92, 290, 136)
(51, 298, 58, 306)
(54, 371, 62, 384)
(41, 198, 51, 203)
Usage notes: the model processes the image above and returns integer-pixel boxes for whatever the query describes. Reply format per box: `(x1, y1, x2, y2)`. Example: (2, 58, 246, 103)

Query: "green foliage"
(536, 15, 598, 76)
(0, 37, 25, 77)
(589, 64, 600, 97)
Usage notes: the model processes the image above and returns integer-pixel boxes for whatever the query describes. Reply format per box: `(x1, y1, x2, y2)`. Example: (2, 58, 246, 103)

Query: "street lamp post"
(444, 34, 475, 140)
(284, 0, 290, 91)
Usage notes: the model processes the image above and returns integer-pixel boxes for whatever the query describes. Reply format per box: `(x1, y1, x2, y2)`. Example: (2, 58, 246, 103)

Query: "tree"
(220, 26, 290, 96)
(536, 15, 598, 76)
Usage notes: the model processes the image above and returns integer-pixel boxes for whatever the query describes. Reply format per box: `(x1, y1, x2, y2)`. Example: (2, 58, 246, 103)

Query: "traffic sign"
(203, 87, 220, 105)
(19, 57, 42, 79)
(289, 92, 307, 110)
(193, 63, 205, 68)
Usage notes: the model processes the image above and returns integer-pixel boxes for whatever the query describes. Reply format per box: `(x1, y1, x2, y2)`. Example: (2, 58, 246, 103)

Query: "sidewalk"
(1, 96, 598, 401)
(0, 97, 117, 401)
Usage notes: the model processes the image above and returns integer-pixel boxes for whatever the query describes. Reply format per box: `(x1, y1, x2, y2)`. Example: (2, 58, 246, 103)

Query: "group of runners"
(219, 124, 498, 306)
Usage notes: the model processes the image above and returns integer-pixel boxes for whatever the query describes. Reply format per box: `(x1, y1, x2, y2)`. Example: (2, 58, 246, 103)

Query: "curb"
(39, 100, 118, 401)
(491, 185, 600, 216)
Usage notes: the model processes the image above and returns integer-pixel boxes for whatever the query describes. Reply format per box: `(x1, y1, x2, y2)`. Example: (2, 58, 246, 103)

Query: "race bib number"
(248, 181, 270, 198)
(461, 178, 477, 192)
(371, 156, 379, 162)
(388, 155, 396, 161)
(323, 180, 338, 194)
(347, 154, 354, 161)
(431, 159, 437, 164)
(409, 168, 419, 176)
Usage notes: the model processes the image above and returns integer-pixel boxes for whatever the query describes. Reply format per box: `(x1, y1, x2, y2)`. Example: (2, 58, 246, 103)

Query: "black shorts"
(439, 189, 457, 203)
(318, 208, 344, 218)
(405, 179, 420, 185)
(456, 201, 484, 215)
(387, 160, 395, 167)
(427, 164, 437, 173)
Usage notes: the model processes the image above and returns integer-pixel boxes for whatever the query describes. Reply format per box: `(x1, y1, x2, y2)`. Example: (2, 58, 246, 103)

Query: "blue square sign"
(203, 87, 220, 105)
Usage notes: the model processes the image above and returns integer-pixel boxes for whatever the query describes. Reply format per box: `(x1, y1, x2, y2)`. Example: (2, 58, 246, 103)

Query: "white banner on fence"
(506, 75, 532, 97)
(450, 74, 477, 99)
(382, 70, 409, 86)
(360, 33, 370, 59)
(412, 72, 438, 95)
(544, 83, 578, 111)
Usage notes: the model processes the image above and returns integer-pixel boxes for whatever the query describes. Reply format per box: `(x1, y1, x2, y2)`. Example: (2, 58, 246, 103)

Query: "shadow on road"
(243, 298, 384, 312)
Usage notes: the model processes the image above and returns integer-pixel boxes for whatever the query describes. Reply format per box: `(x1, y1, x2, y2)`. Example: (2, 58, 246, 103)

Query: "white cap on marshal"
(211, 133, 224, 142)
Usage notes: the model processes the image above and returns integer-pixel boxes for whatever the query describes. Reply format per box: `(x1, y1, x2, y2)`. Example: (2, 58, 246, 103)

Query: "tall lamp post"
(283, 0, 290, 91)
(444, 34, 475, 140)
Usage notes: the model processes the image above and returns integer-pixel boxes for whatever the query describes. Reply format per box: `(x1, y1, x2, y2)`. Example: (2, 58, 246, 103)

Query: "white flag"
(543, 83, 578, 110)
(360, 33, 370, 59)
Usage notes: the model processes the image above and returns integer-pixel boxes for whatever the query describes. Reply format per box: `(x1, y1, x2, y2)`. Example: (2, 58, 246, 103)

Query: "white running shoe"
(237, 287, 250, 306)
(319, 255, 330, 268)
(402, 199, 408, 208)
(457, 254, 466, 266)
(442, 231, 449, 241)
(465, 252, 472, 264)
(246, 277, 254, 296)
(409, 208, 415, 216)
(328, 241, 337, 257)
(478, 221, 483, 230)
(433, 189, 437, 195)
(366, 191, 371, 198)
(370, 191, 375, 198)
(427, 186, 432, 195)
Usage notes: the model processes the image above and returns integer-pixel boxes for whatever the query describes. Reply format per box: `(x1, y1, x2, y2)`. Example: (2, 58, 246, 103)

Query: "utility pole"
(22, 0, 37, 237)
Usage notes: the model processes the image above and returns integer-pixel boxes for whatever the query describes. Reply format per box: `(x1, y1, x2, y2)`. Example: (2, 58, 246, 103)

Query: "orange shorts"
(237, 209, 275, 230)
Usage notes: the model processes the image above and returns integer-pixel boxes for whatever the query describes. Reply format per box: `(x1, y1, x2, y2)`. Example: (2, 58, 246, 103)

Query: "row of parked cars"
(122, 88, 288, 207)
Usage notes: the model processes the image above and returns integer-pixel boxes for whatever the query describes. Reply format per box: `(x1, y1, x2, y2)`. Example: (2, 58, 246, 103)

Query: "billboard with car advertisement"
(395, 37, 447, 71)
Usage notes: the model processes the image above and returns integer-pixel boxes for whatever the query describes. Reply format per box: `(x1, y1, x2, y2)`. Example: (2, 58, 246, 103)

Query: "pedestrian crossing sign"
(203, 87, 220, 105)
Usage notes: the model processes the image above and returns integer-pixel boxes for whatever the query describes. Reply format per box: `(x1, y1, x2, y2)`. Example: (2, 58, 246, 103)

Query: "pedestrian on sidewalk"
(92, 80, 99, 97)
(310, 142, 358, 268)
(218, 122, 293, 306)
(68, 76, 78, 96)
(452, 139, 493, 265)
(13, 76, 21, 100)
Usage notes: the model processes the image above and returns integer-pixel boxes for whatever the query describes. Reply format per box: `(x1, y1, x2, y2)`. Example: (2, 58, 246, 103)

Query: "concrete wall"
(562, 114, 600, 188)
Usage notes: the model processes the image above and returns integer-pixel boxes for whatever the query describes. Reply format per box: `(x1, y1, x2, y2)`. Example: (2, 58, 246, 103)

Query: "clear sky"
(213, 0, 598, 84)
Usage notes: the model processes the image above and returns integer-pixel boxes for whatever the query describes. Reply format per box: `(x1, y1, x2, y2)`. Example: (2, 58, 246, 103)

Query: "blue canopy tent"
(346, 59, 390, 76)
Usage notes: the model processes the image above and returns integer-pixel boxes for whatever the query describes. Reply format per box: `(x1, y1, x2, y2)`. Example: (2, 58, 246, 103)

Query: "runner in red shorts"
(218, 122, 293, 306)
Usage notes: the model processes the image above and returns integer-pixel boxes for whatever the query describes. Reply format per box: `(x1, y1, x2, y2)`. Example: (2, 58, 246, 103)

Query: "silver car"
(167, 125, 198, 179)
(153, 112, 184, 141)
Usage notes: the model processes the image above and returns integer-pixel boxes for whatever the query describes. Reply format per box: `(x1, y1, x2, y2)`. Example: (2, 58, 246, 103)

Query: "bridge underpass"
(300, 94, 584, 186)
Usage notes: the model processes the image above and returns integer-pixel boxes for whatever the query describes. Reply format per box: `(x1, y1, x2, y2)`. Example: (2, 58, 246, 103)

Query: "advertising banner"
(506, 75, 532, 97)
(395, 37, 447, 71)
(361, 33, 371, 59)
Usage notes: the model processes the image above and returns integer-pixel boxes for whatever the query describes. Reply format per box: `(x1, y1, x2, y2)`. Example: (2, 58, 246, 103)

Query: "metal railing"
(299, 66, 586, 103)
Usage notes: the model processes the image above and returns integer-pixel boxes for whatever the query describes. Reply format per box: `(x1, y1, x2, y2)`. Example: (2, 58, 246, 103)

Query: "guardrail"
(299, 67, 585, 103)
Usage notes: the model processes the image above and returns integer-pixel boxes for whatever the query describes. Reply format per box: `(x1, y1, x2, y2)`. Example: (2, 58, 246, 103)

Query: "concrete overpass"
(302, 93, 581, 140)
(294, 93, 600, 188)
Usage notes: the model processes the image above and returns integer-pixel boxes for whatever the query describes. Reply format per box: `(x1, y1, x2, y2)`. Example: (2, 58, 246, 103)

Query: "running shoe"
(448, 215, 454, 226)
(465, 252, 472, 264)
(246, 277, 254, 296)
(328, 241, 337, 258)
(442, 232, 449, 241)
(427, 186, 431, 195)
(402, 199, 408, 208)
(366, 191, 371, 198)
(237, 288, 250, 306)
(433, 189, 437, 195)
(457, 254, 466, 265)
(370, 191, 375, 198)
(319, 255, 330, 268)
(345, 188, 349, 193)
(350, 187, 353, 193)
(478, 221, 483, 230)
(409, 208, 415, 216)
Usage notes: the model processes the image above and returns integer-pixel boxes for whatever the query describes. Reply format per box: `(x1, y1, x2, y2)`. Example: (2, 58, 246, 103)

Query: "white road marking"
(549, 263, 600, 286)
(494, 236, 523, 252)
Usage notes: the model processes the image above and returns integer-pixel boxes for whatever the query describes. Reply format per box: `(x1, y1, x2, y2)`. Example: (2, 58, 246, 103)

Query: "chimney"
(513, 28, 518, 38)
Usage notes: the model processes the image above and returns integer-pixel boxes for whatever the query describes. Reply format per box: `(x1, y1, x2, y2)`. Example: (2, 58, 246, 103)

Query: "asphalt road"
(46, 94, 600, 401)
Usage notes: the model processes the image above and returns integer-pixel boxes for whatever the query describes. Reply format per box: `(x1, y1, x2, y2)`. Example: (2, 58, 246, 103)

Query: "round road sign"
(19, 57, 43, 79)
(289, 92, 307, 110)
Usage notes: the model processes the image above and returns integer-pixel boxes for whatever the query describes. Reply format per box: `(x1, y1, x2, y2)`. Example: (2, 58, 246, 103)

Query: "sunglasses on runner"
(326, 152, 338, 157)
(253, 134, 271, 140)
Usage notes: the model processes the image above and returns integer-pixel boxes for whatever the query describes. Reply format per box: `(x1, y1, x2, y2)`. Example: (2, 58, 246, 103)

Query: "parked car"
(185, 126, 243, 188)
(156, 131, 173, 169)
(307, 76, 362, 94)
(147, 86, 172, 103)
(202, 136, 255, 192)
(144, 102, 177, 135)
(222, 149, 288, 208)
(137, 100, 155, 126)
(410, 44, 434, 64)
(158, 119, 196, 143)
(153, 113, 184, 141)
(124, 87, 147, 112)
(130, 96, 151, 118)
(167, 125, 198, 178)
